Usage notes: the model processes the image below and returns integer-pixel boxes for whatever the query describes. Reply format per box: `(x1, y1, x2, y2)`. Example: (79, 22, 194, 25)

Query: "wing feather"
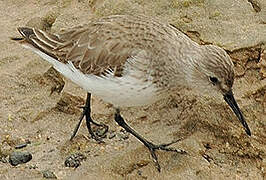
(14, 15, 180, 77)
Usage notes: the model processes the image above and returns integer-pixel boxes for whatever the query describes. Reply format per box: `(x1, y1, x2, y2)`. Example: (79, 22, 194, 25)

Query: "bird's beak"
(223, 90, 251, 136)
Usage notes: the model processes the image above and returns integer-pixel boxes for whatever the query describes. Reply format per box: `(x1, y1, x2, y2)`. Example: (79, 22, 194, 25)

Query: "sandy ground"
(0, 0, 265, 179)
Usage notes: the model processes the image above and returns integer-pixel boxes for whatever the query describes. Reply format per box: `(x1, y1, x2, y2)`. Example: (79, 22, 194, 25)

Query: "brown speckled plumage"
(17, 15, 187, 77)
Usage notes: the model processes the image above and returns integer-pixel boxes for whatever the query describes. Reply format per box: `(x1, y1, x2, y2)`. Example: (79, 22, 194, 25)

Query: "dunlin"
(12, 14, 251, 171)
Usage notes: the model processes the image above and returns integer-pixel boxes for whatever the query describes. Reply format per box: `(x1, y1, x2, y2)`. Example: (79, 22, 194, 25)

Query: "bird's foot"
(145, 140, 186, 172)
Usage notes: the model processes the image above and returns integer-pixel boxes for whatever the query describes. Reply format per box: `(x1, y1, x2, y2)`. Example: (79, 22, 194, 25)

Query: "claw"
(114, 109, 186, 172)
(146, 141, 186, 172)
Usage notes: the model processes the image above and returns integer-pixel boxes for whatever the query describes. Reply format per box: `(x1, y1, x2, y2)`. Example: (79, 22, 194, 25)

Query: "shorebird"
(12, 14, 251, 172)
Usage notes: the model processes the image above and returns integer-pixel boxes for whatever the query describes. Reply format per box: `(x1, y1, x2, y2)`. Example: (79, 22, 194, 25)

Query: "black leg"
(70, 93, 108, 142)
(114, 109, 186, 172)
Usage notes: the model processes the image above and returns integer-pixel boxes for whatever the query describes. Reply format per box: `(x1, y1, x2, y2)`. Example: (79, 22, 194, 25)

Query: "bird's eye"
(209, 76, 219, 85)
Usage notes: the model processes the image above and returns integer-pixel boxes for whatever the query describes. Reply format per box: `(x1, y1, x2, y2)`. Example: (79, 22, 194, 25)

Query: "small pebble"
(48, 149, 55, 153)
(9, 151, 32, 166)
(117, 130, 129, 141)
(95, 127, 107, 138)
(0, 156, 8, 163)
(25, 139, 31, 144)
(28, 164, 38, 169)
(15, 143, 28, 149)
(137, 170, 142, 176)
(64, 153, 86, 168)
(108, 132, 116, 139)
(42, 170, 57, 179)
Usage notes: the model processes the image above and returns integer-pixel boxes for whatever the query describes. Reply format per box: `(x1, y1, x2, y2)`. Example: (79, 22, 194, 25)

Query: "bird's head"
(187, 44, 251, 136)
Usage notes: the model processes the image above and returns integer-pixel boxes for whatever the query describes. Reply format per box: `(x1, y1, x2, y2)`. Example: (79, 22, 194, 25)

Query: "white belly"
(29, 47, 161, 107)
(60, 62, 160, 107)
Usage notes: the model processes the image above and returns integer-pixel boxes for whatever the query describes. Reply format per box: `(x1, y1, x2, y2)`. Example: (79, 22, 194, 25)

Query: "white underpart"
(22, 45, 160, 107)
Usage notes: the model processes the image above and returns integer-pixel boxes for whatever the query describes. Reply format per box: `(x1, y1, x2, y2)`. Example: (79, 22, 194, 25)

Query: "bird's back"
(16, 15, 194, 77)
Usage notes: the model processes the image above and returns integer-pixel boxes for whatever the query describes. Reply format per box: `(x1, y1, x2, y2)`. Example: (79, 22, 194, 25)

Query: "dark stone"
(64, 153, 86, 168)
(9, 151, 32, 166)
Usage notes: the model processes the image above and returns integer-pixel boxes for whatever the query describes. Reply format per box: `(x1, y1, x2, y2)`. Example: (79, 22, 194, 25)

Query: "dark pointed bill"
(223, 90, 251, 136)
